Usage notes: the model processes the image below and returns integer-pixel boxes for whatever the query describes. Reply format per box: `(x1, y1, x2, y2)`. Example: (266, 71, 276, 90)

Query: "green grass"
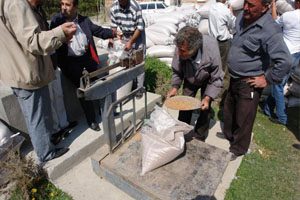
(224, 107, 300, 200)
(9, 178, 72, 200)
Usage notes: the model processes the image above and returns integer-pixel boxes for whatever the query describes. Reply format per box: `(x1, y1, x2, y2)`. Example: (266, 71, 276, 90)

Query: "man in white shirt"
(208, 0, 236, 120)
(263, 0, 300, 125)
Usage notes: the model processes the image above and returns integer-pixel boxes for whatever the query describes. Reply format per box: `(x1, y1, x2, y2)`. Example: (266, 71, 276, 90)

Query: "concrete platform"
(96, 133, 231, 200)
(24, 92, 161, 181)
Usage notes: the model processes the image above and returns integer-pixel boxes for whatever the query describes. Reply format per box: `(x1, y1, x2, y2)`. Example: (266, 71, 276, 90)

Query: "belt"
(230, 77, 251, 82)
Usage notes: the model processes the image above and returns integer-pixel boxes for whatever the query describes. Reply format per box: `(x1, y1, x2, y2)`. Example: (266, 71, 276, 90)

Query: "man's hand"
(200, 96, 211, 110)
(125, 40, 133, 51)
(61, 22, 77, 41)
(167, 88, 178, 98)
(246, 75, 268, 88)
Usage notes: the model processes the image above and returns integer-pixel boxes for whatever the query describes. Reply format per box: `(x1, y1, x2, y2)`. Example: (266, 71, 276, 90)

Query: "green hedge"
(144, 57, 172, 100)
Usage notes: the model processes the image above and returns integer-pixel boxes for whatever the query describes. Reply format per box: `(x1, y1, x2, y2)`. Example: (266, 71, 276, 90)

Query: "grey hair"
(261, 0, 272, 5)
(174, 26, 203, 53)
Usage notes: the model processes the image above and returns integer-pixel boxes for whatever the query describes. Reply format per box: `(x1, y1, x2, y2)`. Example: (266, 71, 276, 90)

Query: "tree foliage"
(43, 0, 103, 19)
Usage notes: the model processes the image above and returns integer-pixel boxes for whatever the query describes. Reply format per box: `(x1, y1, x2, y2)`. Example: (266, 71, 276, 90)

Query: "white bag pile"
(143, 2, 216, 67)
(140, 106, 193, 175)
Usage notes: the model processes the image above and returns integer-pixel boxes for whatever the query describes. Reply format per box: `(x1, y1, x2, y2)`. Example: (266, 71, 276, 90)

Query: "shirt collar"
(191, 49, 202, 64)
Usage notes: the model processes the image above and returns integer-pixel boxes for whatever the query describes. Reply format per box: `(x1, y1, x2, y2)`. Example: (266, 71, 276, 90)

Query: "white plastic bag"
(68, 24, 88, 56)
(140, 106, 193, 175)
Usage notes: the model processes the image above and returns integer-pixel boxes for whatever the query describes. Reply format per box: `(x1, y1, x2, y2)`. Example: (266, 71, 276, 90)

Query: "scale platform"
(96, 133, 231, 200)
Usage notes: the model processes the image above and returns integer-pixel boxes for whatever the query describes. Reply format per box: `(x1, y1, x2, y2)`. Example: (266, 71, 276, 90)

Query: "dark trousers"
(61, 58, 99, 126)
(178, 81, 211, 140)
(223, 78, 262, 155)
(217, 40, 230, 115)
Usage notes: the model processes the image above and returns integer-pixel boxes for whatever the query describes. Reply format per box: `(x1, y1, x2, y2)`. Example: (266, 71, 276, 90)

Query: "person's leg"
(272, 78, 287, 125)
(194, 83, 212, 141)
(217, 40, 230, 121)
(263, 92, 275, 117)
(228, 81, 262, 156)
(12, 86, 56, 162)
(178, 81, 199, 124)
(223, 80, 235, 143)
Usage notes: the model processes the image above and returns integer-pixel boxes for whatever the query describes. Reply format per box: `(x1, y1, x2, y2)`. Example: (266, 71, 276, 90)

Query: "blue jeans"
(12, 86, 57, 162)
(263, 76, 288, 124)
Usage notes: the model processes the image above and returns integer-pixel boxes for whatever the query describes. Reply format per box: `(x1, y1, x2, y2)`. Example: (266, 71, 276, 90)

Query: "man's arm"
(7, 2, 76, 55)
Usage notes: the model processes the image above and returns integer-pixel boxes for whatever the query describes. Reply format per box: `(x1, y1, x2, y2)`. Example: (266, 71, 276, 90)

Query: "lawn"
(225, 106, 300, 200)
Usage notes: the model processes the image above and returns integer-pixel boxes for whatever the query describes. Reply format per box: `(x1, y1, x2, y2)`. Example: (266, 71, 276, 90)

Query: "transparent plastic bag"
(140, 106, 193, 175)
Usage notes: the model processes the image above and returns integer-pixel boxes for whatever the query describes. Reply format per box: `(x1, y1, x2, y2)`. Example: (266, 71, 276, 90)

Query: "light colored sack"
(276, 0, 295, 14)
(147, 45, 175, 58)
(141, 106, 193, 175)
(158, 57, 173, 66)
(229, 0, 244, 11)
(147, 31, 174, 46)
(147, 25, 171, 36)
(198, 19, 209, 35)
(146, 35, 155, 48)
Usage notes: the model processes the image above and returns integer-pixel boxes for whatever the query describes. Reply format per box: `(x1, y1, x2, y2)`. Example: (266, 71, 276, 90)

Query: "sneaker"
(89, 122, 101, 131)
(136, 91, 143, 99)
(269, 117, 286, 125)
(43, 147, 69, 162)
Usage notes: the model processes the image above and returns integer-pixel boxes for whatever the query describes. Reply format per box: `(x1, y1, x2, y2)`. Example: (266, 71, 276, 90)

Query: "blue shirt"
(228, 12, 292, 84)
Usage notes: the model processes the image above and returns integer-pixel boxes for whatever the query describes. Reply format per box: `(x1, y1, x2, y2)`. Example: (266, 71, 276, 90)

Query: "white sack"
(158, 57, 173, 66)
(276, 0, 295, 14)
(147, 25, 171, 36)
(148, 23, 177, 35)
(141, 106, 193, 175)
(146, 36, 155, 48)
(147, 31, 174, 46)
(229, 0, 244, 11)
(197, 0, 216, 19)
(147, 45, 175, 58)
(198, 19, 209, 35)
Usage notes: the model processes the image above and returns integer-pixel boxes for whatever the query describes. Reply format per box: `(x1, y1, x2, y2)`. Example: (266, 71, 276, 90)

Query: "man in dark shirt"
(223, 0, 291, 160)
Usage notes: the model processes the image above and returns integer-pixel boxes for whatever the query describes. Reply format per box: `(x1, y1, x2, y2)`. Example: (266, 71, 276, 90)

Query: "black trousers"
(178, 81, 211, 140)
(61, 58, 99, 126)
(223, 78, 262, 155)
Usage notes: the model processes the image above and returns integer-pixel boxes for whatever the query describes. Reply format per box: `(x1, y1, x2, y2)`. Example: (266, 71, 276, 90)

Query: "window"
(140, 4, 147, 10)
(148, 3, 155, 9)
(157, 3, 165, 9)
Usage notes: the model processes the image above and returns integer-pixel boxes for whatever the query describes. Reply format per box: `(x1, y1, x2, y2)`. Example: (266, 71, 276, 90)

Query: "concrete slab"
(97, 132, 231, 200)
(53, 156, 134, 200)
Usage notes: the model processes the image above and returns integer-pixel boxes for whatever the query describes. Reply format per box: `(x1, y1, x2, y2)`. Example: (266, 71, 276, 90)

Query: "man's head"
(61, 0, 78, 20)
(174, 26, 203, 60)
(243, 0, 271, 25)
(118, 0, 129, 8)
(295, 0, 300, 9)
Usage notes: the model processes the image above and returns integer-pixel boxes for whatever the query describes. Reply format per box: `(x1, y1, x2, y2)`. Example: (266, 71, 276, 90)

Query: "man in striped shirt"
(110, 0, 146, 98)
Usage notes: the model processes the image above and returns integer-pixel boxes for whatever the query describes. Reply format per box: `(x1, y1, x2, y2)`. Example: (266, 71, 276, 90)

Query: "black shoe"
(230, 153, 238, 161)
(136, 91, 143, 99)
(269, 117, 286, 125)
(44, 147, 69, 162)
(51, 121, 78, 145)
(292, 144, 300, 150)
(216, 132, 225, 139)
(90, 123, 100, 131)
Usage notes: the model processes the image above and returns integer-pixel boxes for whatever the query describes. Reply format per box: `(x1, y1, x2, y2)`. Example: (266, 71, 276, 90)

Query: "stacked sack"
(143, 1, 216, 67)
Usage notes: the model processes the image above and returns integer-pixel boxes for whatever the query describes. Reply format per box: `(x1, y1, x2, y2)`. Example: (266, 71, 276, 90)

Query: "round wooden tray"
(164, 96, 201, 111)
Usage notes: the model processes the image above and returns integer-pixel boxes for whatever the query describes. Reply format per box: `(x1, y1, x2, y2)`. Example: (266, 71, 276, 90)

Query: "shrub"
(144, 57, 172, 100)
